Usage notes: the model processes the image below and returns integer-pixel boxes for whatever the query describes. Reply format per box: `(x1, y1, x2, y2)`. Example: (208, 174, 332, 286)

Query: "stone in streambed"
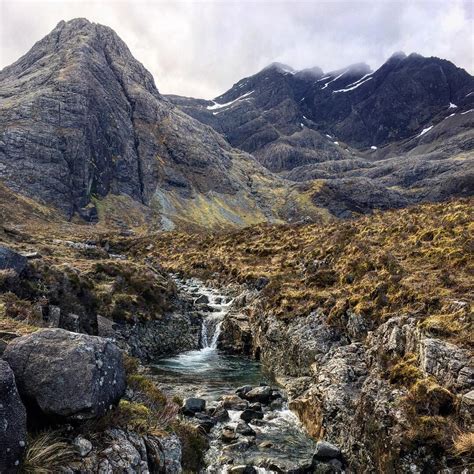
(0, 360, 27, 473)
(313, 440, 342, 461)
(236, 421, 256, 436)
(182, 397, 206, 416)
(3, 328, 126, 420)
(222, 394, 249, 410)
(221, 426, 238, 443)
(208, 405, 230, 422)
(194, 294, 209, 304)
(240, 408, 264, 423)
(236, 385, 253, 398)
(229, 466, 258, 474)
(243, 386, 273, 404)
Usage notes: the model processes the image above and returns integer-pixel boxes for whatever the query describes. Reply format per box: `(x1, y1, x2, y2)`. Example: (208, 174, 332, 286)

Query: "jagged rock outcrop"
(170, 54, 474, 214)
(221, 297, 473, 472)
(0, 246, 27, 275)
(3, 328, 126, 419)
(0, 360, 27, 473)
(0, 19, 316, 229)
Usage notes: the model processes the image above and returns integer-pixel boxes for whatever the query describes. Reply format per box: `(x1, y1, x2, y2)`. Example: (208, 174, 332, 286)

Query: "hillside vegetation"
(131, 198, 473, 347)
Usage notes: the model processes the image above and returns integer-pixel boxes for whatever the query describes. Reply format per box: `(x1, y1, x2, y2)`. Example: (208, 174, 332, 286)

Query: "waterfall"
(194, 285, 232, 350)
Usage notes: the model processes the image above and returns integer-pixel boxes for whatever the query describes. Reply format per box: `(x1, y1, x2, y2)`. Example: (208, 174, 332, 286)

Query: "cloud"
(1, 0, 472, 99)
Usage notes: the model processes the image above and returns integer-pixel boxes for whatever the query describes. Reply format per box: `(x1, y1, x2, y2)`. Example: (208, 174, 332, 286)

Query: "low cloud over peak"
(1, 0, 472, 99)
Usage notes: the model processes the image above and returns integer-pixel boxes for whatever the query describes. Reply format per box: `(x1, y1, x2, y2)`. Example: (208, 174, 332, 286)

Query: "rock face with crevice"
(222, 293, 474, 472)
(0, 19, 302, 228)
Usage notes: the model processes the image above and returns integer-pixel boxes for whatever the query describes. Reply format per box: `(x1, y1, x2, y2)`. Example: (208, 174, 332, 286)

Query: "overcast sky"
(1, 0, 473, 99)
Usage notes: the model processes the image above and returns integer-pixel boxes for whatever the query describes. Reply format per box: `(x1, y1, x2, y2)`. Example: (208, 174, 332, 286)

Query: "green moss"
(388, 354, 423, 386)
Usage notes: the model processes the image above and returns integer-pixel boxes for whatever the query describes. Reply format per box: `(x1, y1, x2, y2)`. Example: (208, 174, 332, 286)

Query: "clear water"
(149, 279, 316, 472)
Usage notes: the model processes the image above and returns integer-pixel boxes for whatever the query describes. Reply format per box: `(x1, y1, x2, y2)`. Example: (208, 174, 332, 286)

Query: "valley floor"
(0, 197, 472, 472)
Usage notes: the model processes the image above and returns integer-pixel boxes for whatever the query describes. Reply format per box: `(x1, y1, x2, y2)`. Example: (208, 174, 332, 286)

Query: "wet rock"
(195, 294, 209, 304)
(240, 408, 264, 423)
(221, 426, 238, 443)
(229, 466, 258, 474)
(0, 246, 27, 274)
(3, 328, 126, 419)
(244, 386, 273, 404)
(222, 438, 252, 452)
(222, 394, 249, 410)
(236, 385, 254, 397)
(194, 412, 216, 432)
(182, 397, 206, 416)
(236, 422, 256, 437)
(313, 441, 342, 461)
(0, 360, 27, 473)
(208, 405, 230, 422)
(73, 435, 93, 457)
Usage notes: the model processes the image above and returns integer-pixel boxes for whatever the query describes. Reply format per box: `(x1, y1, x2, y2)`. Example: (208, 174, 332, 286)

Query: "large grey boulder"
(0, 246, 27, 274)
(0, 360, 27, 473)
(3, 328, 126, 419)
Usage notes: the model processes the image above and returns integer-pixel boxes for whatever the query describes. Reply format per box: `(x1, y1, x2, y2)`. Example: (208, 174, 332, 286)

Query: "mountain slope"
(168, 54, 474, 207)
(0, 19, 326, 230)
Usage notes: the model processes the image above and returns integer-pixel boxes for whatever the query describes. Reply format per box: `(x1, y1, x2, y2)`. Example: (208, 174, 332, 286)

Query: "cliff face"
(0, 19, 314, 229)
(169, 55, 474, 206)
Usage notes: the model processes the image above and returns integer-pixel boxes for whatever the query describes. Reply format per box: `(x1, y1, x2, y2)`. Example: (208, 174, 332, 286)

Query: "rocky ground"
(0, 197, 472, 472)
(129, 198, 473, 472)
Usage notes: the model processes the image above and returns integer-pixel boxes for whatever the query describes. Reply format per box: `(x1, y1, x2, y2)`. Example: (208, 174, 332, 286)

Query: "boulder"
(3, 328, 126, 419)
(240, 409, 264, 423)
(208, 405, 229, 422)
(222, 394, 249, 410)
(221, 426, 237, 443)
(236, 385, 254, 397)
(182, 397, 206, 416)
(244, 386, 273, 403)
(194, 294, 209, 304)
(0, 246, 27, 274)
(236, 422, 256, 436)
(313, 441, 342, 461)
(0, 360, 27, 473)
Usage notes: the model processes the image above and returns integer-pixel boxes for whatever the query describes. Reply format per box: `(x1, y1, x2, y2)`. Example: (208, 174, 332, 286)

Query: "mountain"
(1, 19, 472, 227)
(168, 53, 474, 212)
(0, 19, 324, 230)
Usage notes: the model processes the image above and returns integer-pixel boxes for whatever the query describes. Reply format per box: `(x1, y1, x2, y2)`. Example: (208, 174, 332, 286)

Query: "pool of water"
(150, 349, 269, 401)
(148, 278, 316, 472)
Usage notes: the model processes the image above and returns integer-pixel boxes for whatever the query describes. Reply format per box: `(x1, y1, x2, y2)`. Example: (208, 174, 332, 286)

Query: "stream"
(149, 278, 317, 473)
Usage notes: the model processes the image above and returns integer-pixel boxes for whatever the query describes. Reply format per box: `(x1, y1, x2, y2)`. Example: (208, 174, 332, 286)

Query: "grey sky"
(1, 0, 473, 99)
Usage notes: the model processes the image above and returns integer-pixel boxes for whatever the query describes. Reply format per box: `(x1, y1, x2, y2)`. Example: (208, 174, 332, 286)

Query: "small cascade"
(151, 277, 317, 473)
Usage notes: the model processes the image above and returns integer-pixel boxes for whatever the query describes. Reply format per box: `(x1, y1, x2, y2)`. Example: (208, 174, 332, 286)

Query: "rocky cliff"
(169, 54, 474, 214)
(0, 19, 323, 230)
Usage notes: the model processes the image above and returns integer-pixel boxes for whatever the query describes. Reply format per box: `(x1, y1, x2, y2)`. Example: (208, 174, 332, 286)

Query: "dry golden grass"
(21, 430, 75, 474)
(452, 431, 474, 458)
(128, 198, 473, 346)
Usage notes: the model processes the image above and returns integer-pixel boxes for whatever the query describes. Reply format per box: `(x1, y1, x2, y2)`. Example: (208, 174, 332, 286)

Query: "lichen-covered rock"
(0, 360, 27, 473)
(3, 328, 126, 419)
(69, 430, 181, 473)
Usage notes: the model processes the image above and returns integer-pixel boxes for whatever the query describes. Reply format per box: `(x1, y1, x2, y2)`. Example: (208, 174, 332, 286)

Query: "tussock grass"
(452, 431, 474, 458)
(21, 430, 75, 474)
(130, 199, 473, 347)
